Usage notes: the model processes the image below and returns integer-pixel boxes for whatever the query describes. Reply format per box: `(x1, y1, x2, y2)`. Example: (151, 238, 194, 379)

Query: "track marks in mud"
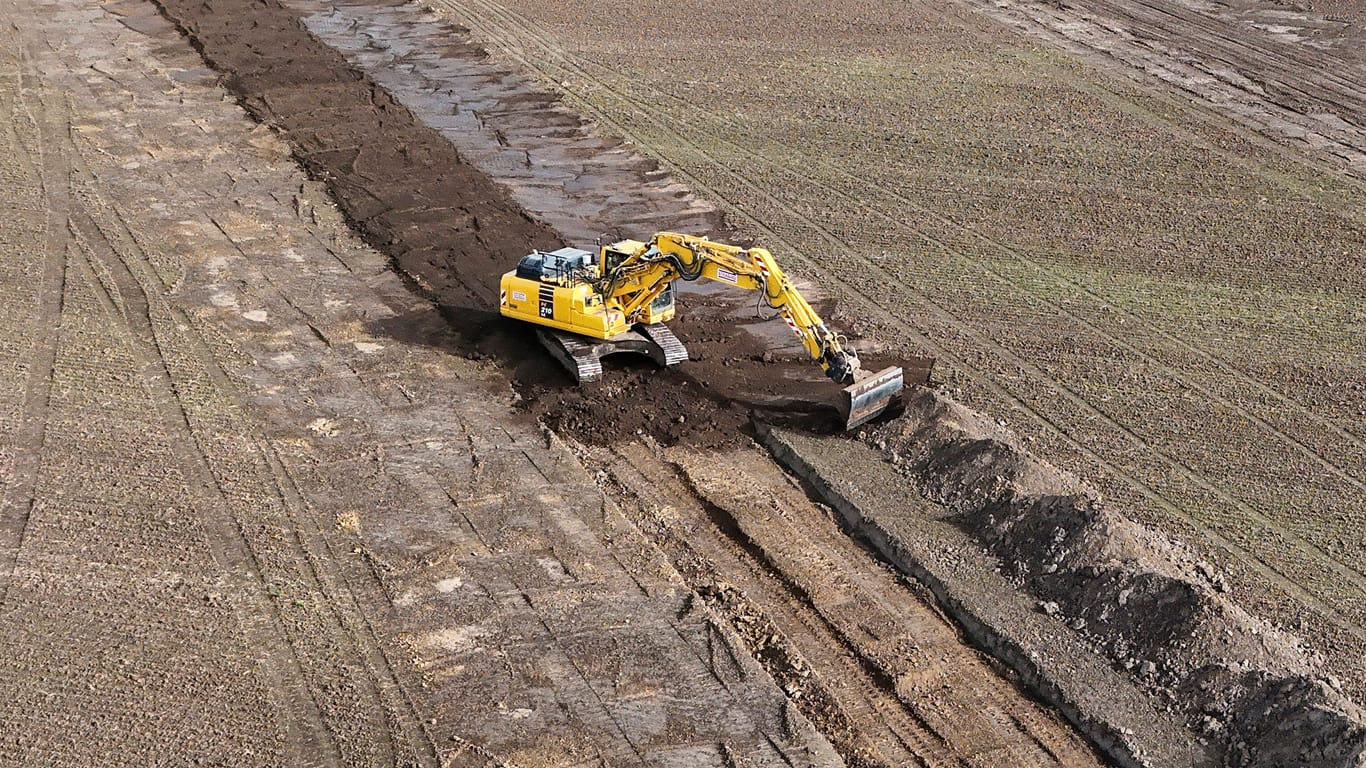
(67, 170, 351, 768)
(432, 0, 1366, 696)
(3, 0, 856, 765)
(969, 0, 1366, 177)
(0, 3, 448, 763)
(149, 0, 904, 450)
(152, 0, 561, 311)
(0, 176, 288, 768)
(594, 440, 1105, 768)
(0, 44, 71, 607)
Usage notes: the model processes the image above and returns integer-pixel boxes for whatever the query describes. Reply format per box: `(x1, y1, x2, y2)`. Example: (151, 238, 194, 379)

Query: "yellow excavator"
(499, 232, 904, 429)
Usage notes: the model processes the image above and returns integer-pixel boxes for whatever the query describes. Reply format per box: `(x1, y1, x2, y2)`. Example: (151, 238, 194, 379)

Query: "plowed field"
(427, 0, 1366, 697)
(4, 0, 1363, 763)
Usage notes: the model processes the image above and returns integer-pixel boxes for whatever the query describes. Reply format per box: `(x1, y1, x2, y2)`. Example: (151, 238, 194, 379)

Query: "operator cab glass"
(650, 284, 674, 312)
(602, 247, 633, 274)
(516, 246, 595, 282)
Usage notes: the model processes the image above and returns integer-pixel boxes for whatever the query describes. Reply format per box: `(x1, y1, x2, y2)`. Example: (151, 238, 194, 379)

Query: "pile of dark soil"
(148, 0, 926, 449)
(864, 389, 1366, 767)
(153, 0, 561, 308)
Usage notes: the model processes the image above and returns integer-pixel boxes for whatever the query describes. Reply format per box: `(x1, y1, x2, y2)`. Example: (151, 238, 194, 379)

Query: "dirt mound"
(149, 0, 931, 450)
(864, 389, 1366, 767)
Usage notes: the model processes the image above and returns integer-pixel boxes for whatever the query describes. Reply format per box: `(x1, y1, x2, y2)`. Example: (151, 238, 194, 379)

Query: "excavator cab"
(648, 284, 674, 319)
(601, 239, 646, 273)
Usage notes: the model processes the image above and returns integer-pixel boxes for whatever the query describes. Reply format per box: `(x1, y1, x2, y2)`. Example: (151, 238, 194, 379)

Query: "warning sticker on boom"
(715, 268, 738, 285)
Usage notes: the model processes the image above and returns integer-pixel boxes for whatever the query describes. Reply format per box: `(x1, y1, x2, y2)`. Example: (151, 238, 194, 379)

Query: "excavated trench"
(767, 391, 1366, 767)
(149, 0, 928, 451)
(143, 0, 1366, 765)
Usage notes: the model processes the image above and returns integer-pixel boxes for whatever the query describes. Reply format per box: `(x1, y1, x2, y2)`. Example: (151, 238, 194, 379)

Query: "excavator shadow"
(367, 303, 574, 381)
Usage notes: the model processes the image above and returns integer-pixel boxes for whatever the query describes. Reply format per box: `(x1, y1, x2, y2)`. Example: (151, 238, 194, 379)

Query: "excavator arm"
(599, 233, 905, 427)
(604, 233, 860, 383)
(499, 231, 907, 429)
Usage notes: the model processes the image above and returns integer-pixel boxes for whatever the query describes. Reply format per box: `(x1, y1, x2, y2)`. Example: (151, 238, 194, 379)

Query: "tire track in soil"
(597, 444, 952, 768)
(0, 13, 298, 753)
(803, 159, 1366, 472)
(439, 0, 1363, 485)
(80, 187, 439, 767)
(1017, 0, 1366, 139)
(65, 171, 344, 768)
(0, 42, 70, 607)
(146, 0, 910, 453)
(430, 0, 1366, 641)
(670, 452, 1102, 768)
(36, 13, 442, 754)
(260, 445, 444, 768)
(594, 440, 1105, 768)
(965, 0, 1366, 178)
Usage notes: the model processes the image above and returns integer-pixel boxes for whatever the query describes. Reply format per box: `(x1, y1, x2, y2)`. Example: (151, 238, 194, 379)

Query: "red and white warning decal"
(751, 253, 770, 278)
(782, 311, 803, 338)
(499, 289, 508, 306)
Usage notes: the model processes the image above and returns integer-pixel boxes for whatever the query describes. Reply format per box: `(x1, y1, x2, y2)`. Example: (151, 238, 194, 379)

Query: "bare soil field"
(0, 0, 1116, 764)
(0, 0, 843, 764)
(5, 0, 1363, 760)
(423, 0, 1366, 703)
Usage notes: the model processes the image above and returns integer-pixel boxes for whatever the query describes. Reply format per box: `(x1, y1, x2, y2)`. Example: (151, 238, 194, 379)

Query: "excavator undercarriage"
(535, 323, 688, 383)
(535, 321, 902, 429)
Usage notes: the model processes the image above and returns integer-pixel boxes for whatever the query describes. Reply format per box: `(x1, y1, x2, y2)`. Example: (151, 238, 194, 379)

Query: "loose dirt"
(150, 0, 934, 454)
(12, 0, 1360, 763)
(0, 0, 849, 763)
(125, 0, 1152, 759)
(861, 389, 1366, 766)
(2, 0, 1091, 765)
(429, 0, 1366, 708)
(587, 438, 1108, 767)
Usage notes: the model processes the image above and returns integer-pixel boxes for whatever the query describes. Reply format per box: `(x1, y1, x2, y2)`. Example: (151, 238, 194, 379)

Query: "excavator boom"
(499, 233, 908, 429)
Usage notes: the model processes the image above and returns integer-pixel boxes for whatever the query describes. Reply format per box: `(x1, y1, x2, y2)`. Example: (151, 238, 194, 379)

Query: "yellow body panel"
(499, 270, 675, 339)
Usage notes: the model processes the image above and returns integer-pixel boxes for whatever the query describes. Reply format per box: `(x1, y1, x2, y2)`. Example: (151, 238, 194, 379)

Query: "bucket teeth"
(839, 366, 904, 430)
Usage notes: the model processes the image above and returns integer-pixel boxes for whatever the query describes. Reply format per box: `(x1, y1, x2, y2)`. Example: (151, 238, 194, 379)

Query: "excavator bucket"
(839, 366, 904, 430)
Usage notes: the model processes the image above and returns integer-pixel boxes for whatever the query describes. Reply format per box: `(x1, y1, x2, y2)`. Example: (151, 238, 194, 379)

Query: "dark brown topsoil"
(147, 0, 928, 449)
(864, 390, 1366, 768)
